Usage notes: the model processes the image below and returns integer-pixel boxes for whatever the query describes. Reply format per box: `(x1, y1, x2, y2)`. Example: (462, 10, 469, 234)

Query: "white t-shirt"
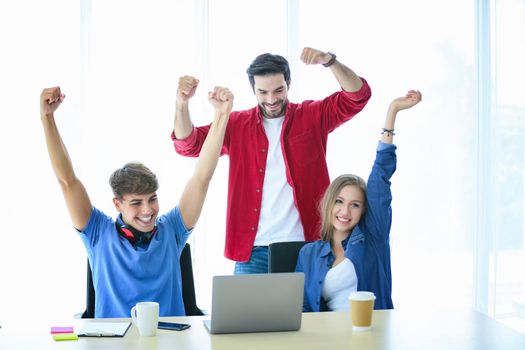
(322, 258, 358, 311)
(254, 116, 304, 246)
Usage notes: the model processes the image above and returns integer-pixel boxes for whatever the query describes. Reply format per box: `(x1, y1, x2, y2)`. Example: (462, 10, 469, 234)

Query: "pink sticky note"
(51, 326, 74, 334)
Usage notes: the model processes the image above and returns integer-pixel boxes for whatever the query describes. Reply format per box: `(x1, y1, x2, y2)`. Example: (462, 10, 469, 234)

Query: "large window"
(483, 0, 525, 332)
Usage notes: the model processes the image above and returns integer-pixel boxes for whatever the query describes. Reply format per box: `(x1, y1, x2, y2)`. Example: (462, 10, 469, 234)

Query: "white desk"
(1, 309, 525, 349)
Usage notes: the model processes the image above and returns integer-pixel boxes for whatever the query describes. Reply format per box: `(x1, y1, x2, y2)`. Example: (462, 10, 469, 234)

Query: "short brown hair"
(319, 174, 367, 242)
(109, 162, 158, 201)
(246, 53, 291, 92)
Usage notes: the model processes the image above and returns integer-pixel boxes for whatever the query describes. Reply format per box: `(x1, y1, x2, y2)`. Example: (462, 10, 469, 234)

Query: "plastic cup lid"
(349, 291, 376, 301)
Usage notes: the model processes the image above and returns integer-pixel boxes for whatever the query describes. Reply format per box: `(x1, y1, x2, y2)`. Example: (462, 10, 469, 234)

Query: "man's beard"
(260, 100, 287, 118)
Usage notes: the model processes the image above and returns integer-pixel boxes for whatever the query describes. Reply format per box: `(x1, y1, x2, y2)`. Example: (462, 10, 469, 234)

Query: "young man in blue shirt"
(40, 85, 233, 317)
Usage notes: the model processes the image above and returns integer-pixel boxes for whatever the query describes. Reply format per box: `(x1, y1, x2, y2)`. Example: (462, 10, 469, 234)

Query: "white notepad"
(77, 322, 131, 337)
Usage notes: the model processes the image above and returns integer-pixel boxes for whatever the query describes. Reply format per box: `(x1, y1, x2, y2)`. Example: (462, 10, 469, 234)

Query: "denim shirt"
(295, 142, 396, 311)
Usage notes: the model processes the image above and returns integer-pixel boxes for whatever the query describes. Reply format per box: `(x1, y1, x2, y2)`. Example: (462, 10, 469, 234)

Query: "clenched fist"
(177, 75, 199, 104)
(208, 86, 234, 115)
(40, 86, 65, 117)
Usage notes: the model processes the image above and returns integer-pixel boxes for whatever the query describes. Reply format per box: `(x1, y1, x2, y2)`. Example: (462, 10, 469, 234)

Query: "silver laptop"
(203, 272, 304, 334)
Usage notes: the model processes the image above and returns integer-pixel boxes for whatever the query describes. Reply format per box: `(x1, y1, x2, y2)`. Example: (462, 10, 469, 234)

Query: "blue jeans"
(234, 246, 268, 274)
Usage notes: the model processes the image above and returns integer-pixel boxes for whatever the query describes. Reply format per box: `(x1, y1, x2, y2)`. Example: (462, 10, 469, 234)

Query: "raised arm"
(300, 47, 363, 92)
(40, 87, 92, 230)
(381, 90, 422, 144)
(174, 75, 199, 140)
(364, 90, 422, 242)
(178, 86, 233, 229)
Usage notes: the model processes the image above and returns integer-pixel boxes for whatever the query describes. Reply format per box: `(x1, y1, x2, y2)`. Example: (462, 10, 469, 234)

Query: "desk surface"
(1, 309, 525, 349)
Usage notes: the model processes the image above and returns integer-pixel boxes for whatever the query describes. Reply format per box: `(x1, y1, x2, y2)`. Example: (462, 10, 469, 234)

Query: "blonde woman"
(296, 90, 422, 311)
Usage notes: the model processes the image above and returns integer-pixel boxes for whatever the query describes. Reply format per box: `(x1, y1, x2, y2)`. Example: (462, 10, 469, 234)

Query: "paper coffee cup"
(349, 291, 375, 331)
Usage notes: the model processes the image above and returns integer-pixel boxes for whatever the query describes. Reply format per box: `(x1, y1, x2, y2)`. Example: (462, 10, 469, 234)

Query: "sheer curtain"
(1, 0, 524, 332)
(1, 0, 84, 321)
(479, 0, 525, 333)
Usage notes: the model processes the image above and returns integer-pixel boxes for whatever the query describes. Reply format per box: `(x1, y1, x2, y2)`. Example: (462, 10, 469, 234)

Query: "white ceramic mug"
(131, 301, 159, 337)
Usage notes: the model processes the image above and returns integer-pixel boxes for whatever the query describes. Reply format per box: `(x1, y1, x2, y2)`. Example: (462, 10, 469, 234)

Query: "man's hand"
(208, 86, 234, 115)
(40, 87, 65, 117)
(300, 47, 334, 66)
(177, 75, 200, 104)
(390, 90, 422, 112)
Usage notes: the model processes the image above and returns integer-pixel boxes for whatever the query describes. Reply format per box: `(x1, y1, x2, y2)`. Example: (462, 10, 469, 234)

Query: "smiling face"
(331, 185, 365, 239)
(253, 74, 289, 119)
(113, 192, 159, 232)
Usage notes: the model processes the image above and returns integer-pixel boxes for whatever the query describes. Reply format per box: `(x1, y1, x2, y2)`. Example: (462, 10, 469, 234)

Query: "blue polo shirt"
(296, 142, 396, 311)
(79, 206, 192, 318)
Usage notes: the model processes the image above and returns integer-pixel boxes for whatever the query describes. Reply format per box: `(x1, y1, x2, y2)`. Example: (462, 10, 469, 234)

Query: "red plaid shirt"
(172, 79, 371, 262)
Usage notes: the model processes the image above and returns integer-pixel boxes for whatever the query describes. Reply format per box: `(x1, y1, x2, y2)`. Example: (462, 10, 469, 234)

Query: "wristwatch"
(323, 52, 337, 67)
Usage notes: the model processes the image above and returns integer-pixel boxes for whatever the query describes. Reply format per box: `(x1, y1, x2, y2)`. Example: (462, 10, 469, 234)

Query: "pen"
(84, 332, 115, 337)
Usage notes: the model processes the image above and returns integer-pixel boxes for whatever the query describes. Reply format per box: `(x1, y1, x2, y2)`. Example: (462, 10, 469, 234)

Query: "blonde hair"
(319, 174, 367, 242)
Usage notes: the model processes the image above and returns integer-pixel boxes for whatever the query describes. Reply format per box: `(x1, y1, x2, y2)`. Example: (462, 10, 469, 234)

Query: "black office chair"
(268, 241, 308, 273)
(179, 243, 204, 316)
(80, 242, 203, 318)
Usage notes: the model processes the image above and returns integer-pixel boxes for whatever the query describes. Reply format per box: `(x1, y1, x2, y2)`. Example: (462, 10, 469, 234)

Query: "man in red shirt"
(172, 47, 371, 274)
